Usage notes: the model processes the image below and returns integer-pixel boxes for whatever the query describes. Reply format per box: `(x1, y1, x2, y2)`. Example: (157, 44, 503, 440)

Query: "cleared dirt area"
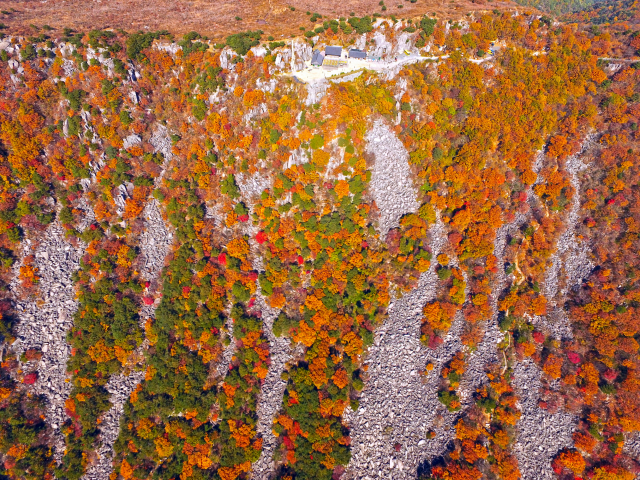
(2, 0, 518, 39)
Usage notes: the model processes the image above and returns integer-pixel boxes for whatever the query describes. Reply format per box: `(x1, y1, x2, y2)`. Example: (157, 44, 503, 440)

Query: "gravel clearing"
(11, 222, 84, 459)
(513, 359, 577, 480)
(366, 119, 419, 236)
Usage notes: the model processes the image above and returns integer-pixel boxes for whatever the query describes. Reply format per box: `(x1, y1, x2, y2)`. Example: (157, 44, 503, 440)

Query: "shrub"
(119, 110, 133, 126)
(420, 16, 437, 37)
(226, 30, 262, 55)
(22, 44, 36, 61)
(437, 389, 461, 411)
(310, 134, 324, 149)
(221, 174, 241, 199)
(348, 16, 373, 35)
(126, 30, 168, 60)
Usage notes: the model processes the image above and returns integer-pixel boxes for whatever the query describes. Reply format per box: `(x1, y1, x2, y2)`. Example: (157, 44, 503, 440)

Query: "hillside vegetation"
(512, 0, 599, 15)
(0, 4, 639, 480)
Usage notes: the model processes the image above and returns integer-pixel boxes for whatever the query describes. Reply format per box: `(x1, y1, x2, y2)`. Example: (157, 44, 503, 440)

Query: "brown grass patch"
(2, 0, 520, 40)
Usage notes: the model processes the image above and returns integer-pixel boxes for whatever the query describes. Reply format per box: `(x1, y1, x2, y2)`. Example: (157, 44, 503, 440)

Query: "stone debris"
(123, 133, 141, 149)
(236, 172, 271, 201)
(513, 359, 576, 480)
(305, 78, 329, 106)
(139, 199, 173, 281)
(113, 183, 132, 216)
(243, 102, 268, 123)
(84, 199, 173, 480)
(285, 147, 308, 170)
(216, 312, 237, 381)
(543, 138, 594, 306)
(532, 308, 574, 342)
(138, 199, 173, 320)
(63, 59, 77, 77)
(149, 125, 174, 163)
(344, 217, 461, 479)
(366, 119, 419, 236)
(251, 295, 292, 480)
(86, 47, 114, 73)
(76, 196, 97, 232)
(257, 77, 277, 94)
(624, 431, 640, 462)
(82, 371, 145, 480)
(12, 222, 84, 459)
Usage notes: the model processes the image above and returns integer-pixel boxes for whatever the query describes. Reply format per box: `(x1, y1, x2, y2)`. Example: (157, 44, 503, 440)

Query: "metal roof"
(349, 49, 366, 59)
(311, 50, 325, 66)
(325, 46, 342, 57)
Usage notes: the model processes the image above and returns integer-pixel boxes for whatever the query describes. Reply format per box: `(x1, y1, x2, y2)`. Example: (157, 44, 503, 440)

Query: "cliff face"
(0, 8, 640, 480)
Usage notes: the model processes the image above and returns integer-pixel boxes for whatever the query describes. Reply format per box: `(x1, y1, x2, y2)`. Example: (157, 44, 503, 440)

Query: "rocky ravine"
(513, 360, 576, 480)
(454, 212, 528, 408)
(11, 222, 84, 459)
(512, 140, 596, 480)
(345, 124, 455, 479)
(533, 141, 594, 341)
(84, 199, 173, 480)
(344, 217, 459, 480)
(251, 295, 293, 480)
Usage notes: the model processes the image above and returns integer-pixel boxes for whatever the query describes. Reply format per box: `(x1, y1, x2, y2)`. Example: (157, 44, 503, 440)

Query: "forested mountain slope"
(0, 6, 640, 480)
